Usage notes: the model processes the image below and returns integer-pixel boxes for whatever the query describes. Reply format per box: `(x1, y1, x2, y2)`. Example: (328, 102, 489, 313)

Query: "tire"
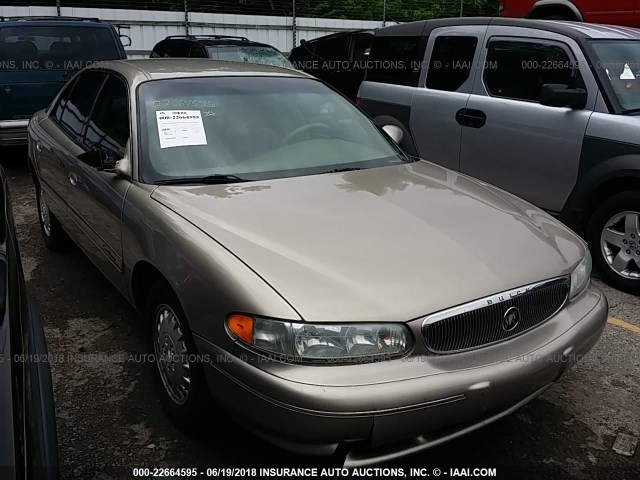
(587, 191, 640, 295)
(36, 185, 68, 251)
(146, 280, 210, 430)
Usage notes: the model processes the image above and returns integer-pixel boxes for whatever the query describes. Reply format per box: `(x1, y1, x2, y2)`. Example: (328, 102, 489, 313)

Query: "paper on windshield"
(156, 110, 208, 149)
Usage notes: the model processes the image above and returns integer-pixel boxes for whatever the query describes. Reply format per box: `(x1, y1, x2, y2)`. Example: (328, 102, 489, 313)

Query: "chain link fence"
(3, 1, 500, 22)
(2, 1, 500, 52)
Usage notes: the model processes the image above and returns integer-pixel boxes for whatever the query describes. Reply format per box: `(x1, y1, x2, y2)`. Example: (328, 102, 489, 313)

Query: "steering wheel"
(282, 123, 332, 145)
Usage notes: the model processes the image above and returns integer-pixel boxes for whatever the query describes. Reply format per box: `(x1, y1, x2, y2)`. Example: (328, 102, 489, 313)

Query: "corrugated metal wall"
(0, 5, 387, 57)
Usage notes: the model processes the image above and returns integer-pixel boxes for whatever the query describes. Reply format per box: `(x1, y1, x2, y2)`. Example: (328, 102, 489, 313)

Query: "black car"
(0, 16, 128, 146)
(289, 29, 374, 100)
(150, 35, 294, 69)
(0, 168, 58, 479)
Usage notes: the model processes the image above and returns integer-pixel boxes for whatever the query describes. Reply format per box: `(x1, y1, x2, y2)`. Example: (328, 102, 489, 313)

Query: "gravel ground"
(2, 150, 639, 480)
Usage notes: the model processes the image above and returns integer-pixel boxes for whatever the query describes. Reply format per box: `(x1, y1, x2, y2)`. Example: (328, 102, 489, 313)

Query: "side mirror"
(116, 24, 133, 48)
(382, 125, 404, 145)
(77, 149, 119, 172)
(540, 83, 587, 109)
(120, 34, 132, 48)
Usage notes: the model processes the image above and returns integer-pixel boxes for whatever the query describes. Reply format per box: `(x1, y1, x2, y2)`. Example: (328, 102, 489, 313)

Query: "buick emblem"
(502, 307, 520, 332)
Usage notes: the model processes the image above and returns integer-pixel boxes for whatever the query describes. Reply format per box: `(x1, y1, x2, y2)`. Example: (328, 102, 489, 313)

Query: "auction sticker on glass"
(156, 110, 208, 149)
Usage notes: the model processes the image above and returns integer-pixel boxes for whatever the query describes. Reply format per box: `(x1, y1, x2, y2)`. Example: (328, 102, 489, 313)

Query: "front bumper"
(195, 285, 607, 464)
(0, 120, 29, 146)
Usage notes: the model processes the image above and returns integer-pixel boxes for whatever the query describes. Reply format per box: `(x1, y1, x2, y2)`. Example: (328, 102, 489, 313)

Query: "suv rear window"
(367, 36, 425, 87)
(0, 25, 120, 70)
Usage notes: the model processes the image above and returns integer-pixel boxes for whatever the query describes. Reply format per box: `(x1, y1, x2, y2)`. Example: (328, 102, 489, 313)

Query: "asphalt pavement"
(1, 150, 638, 480)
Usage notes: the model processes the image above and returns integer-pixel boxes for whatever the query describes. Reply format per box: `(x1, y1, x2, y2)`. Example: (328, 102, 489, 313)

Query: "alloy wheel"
(600, 211, 640, 279)
(153, 305, 191, 405)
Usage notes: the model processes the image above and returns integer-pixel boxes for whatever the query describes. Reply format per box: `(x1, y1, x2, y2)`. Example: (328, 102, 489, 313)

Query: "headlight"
(569, 251, 592, 300)
(226, 315, 412, 364)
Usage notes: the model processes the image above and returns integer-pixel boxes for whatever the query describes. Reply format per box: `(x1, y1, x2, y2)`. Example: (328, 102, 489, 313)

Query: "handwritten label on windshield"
(156, 110, 208, 149)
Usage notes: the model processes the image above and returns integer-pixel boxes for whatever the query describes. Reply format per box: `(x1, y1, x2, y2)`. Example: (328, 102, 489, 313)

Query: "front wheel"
(587, 191, 640, 294)
(146, 280, 210, 430)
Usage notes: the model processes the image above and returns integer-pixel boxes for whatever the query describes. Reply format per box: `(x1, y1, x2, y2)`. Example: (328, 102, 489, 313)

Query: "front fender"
(121, 183, 301, 350)
(528, 0, 584, 21)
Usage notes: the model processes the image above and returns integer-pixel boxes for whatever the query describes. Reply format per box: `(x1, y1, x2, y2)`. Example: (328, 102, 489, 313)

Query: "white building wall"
(0, 5, 389, 58)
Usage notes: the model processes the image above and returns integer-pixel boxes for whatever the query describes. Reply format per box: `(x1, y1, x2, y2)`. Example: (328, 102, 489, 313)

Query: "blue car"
(0, 16, 127, 146)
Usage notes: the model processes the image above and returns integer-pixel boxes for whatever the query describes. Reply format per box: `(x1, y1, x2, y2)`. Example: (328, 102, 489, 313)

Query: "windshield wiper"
(622, 108, 640, 115)
(155, 174, 250, 185)
(322, 167, 364, 174)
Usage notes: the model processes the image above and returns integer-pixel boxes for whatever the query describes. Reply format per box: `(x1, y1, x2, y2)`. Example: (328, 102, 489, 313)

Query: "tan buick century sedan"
(27, 59, 607, 465)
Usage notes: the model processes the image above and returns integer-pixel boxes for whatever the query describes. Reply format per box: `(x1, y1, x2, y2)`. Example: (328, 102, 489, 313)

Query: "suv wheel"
(37, 186, 68, 251)
(588, 191, 640, 294)
(146, 280, 209, 429)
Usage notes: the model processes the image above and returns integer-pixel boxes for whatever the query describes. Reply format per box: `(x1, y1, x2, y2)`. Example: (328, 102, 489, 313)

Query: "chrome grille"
(422, 277, 570, 354)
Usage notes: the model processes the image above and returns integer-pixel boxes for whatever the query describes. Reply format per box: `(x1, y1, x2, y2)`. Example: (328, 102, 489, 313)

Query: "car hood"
(151, 162, 586, 322)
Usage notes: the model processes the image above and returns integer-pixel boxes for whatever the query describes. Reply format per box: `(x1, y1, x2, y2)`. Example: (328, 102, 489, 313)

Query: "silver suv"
(358, 17, 640, 294)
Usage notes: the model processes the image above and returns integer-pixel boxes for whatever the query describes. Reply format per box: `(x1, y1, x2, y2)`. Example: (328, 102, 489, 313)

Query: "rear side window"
(150, 42, 166, 58)
(426, 36, 478, 92)
(367, 36, 424, 87)
(152, 40, 191, 58)
(291, 40, 315, 62)
(58, 71, 106, 143)
(0, 25, 120, 69)
(314, 35, 349, 60)
(165, 41, 191, 57)
(189, 45, 207, 58)
(84, 75, 129, 156)
(484, 40, 579, 102)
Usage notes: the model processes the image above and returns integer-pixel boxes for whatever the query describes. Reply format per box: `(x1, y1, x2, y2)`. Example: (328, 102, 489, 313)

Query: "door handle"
(68, 172, 78, 187)
(35, 142, 43, 153)
(456, 108, 487, 129)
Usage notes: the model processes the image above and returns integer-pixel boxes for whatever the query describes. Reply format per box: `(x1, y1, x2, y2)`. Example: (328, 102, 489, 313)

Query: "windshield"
(138, 76, 406, 183)
(0, 25, 119, 70)
(592, 40, 640, 111)
(207, 45, 293, 69)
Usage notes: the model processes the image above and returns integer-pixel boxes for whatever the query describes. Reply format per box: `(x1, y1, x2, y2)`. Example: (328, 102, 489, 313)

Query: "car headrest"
(49, 41, 74, 57)
(12, 40, 38, 59)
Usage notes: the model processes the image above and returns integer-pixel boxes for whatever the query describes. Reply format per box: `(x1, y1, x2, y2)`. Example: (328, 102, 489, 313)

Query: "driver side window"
(484, 39, 584, 102)
(83, 74, 130, 157)
(58, 70, 106, 144)
(52, 77, 77, 122)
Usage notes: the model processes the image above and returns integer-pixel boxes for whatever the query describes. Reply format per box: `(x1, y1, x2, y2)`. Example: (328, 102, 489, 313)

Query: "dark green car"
(0, 16, 126, 146)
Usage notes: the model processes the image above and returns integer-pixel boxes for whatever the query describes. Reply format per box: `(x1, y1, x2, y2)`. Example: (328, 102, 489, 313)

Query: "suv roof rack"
(165, 34, 250, 42)
(0, 16, 101, 22)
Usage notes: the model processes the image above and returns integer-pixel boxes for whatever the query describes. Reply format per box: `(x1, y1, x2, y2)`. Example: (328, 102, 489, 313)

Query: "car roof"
(91, 58, 309, 85)
(0, 16, 110, 28)
(377, 17, 640, 40)
(199, 39, 275, 48)
(161, 35, 279, 49)
(303, 29, 375, 43)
